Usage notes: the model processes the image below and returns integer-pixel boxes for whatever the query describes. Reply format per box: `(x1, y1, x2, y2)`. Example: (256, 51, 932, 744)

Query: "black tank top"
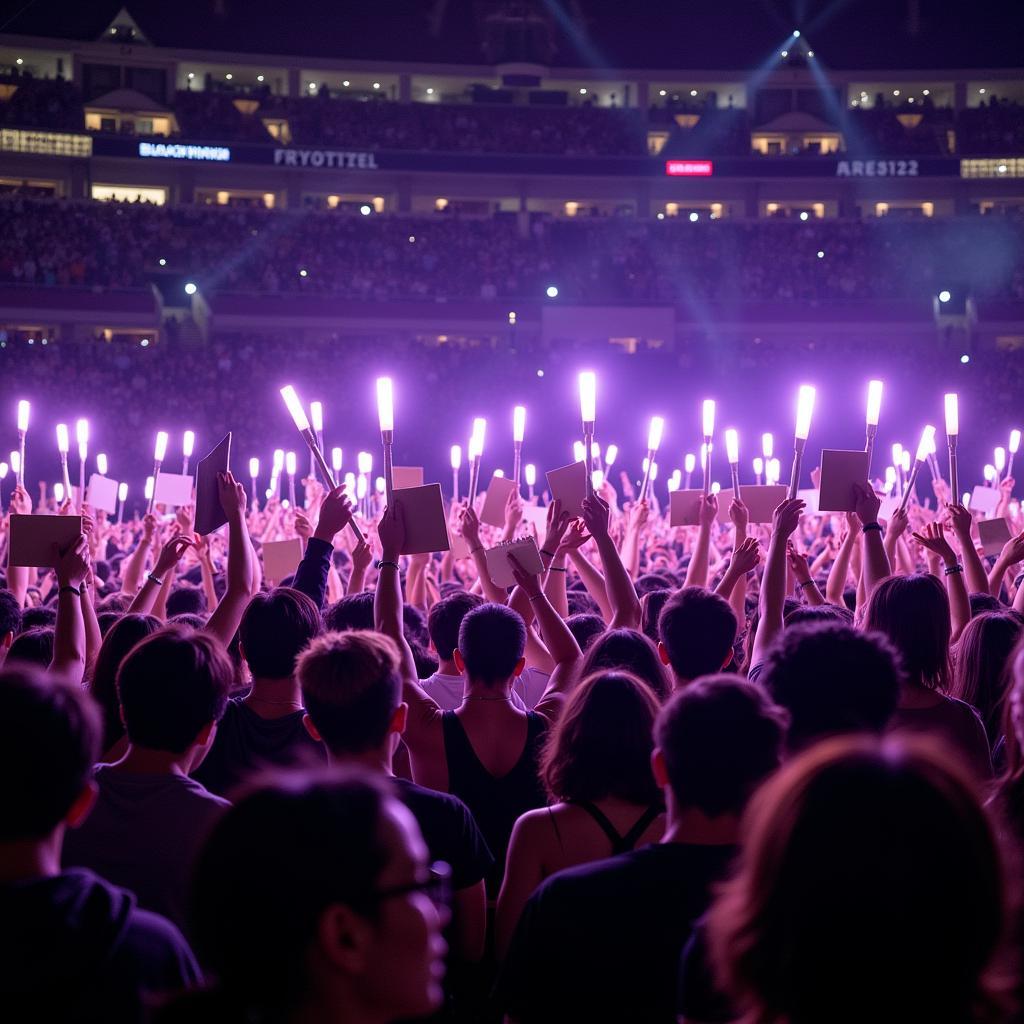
(569, 800, 662, 856)
(441, 710, 548, 895)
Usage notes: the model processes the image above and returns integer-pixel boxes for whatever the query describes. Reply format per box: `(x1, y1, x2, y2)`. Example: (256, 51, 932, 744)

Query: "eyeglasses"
(371, 861, 452, 909)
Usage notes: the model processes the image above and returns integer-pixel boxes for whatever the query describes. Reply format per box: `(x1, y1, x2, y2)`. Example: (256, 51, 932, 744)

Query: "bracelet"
(540, 549, 556, 559)
(376, 560, 400, 572)
(798, 579, 815, 589)
(549, 566, 567, 573)
(944, 563, 964, 576)
(146, 573, 164, 587)
(1015, 572, 1024, 588)
(59, 585, 82, 597)
(862, 522, 883, 534)
(470, 546, 483, 556)
(527, 593, 545, 602)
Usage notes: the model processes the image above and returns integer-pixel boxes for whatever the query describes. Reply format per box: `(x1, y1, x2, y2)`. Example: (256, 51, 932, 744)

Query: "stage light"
(184, 282, 197, 295)
(658, 89, 666, 97)
(257, 75, 264, 82)
(140, 339, 149, 348)
(781, 50, 788, 57)
(793, 29, 801, 37)
(807, 50, 814, 57)
(343, 80, 350, 87)
(187, 72, 194, 80)
(299, 268, 308, 277)
(939, 289, 951, 303)
(579, 88, 587, 95)
(536, 369, 544, 377)
(690, 89, 697, 97)
(360, 205, 371, 215)
(817, 250, 824, 259)
(546, 285, 559, 298)
(426, 87, 434, 95)
(799, 211, 809, 221)
(923, 89, 930, 96)
(373, 82, 380, 89)
(158, 258, 166, 266)
(225, 73, 232, 81)
(960, 354, 970, 364)
(689, 212, 699, 222)
(657, 212, 665, 219)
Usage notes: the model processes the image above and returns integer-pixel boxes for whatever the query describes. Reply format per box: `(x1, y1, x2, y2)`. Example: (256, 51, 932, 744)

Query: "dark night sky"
(0, 0, 1021, 70)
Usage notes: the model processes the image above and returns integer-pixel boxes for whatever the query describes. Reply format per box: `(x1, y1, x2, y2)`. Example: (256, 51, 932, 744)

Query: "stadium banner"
(89, 136, 961, 178)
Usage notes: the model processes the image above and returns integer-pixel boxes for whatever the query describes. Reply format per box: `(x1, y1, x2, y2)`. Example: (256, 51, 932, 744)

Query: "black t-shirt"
(193, 698, 326, 797)
(391, 777, 493, 891)
(496, 842, 737, 1024)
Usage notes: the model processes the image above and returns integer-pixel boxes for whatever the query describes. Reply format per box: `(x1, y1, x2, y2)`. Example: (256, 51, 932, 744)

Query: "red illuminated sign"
(665, 160, 713, 176)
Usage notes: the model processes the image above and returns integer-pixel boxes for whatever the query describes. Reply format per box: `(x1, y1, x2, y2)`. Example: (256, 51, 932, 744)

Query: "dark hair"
(996, 644, 1024, 842)
(458, 603, 526, 685)
(7, 626, 54, 667)
(970, 592, 1004, 617)
(865, 574, 952, 690)
(635, 573, 676, 597)
(190, 770, 393, 1015)
(298, 631, 402, 755)
(427, 591, 484, 660)
(324, 592, 374, 632)
(117, 625, 233, 753)
(655, 674, 786, 817)
(19, 605, 56, 630)
(784, 603, 854, 628)
(542, 671, 661, 805)
(565, 613, 606, 653)
(952, 612, 1023, 747)
(566, 589, 601, 617)
(0, 588, 21, 639)
(761, 622, 904, 751)
(96, 594, 131, 615)
(0, 666, 101, 839)
(708, 737, 1009, 1024)
(581, 628, 670, 701)
(88, 613, 162, 752)
(658, 586, 737, 682)
(169, 613, 207, 629)
(166, 584, 207, 618)
(240, 588, 322, 679)
(640, 588, 672, 644)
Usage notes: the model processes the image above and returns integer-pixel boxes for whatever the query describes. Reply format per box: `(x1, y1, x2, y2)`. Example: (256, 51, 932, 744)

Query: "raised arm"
(912, 521, 971, 642)
(127, 534, 194, 616)
(787, 542, 825, 606)
(619, 499, 649, 581)
(566, 548, 612, 621)
(204, 472, 254, 647)
(991, 531, 1024, 598)
(6, 485, 32, 608)
(460, 504, 508, 605)
(854, 483, 891, 598)
(750, 498, 804, 670)
(715, 536, 761, 622)
(347, 536, 372, 594)
(49, 533, 90, 683)
(948, 502, 990, 596)
(292, 487, 353, 609)
(684, 494, 718, 589)
(121, 513, 156, 597)
(582, 494, 640, 629)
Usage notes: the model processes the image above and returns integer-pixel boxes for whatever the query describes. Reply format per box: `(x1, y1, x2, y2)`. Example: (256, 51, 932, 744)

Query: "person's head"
(970, 592, 1003, 617)
(565, 613, 606, 653)
(166, 584, 207, 618)
(89, 613, 162, 752)
(865, 573, 951, 690)
(640, 588, 671, 644)
(240, 587, 322, 680)
(952, 611, 1023, 745)
(299, 631, 403, 758)
(760, 622, 903, 752)
(19, 605, 56, 630)
(116, 625, 233, 760)
(654, 674, 786, 819)
(708, 736, 1009, 1024)
(784, 602, 854, 628)
(0, 589, 20, 654)
(581, 628, 670, 702)
(426, 591, 484, 664)
(542, 671, 661, 806)
(190, 770, 447, 1021)
(455, 603, 526, 687)
(324, 592, 375, 632)
(7, 626, 54, 667)
(0, 665, 101, 843)
(658, 586, 737, 684)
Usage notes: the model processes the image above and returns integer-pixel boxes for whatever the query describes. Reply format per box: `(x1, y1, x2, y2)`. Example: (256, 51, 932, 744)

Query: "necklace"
(463, 695, 515, 702)
(246, 695, 304, 708)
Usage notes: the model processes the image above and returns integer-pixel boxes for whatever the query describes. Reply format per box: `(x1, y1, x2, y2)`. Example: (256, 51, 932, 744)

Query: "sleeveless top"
(441, 710, 548, 895)
(549, 800, 663, 857)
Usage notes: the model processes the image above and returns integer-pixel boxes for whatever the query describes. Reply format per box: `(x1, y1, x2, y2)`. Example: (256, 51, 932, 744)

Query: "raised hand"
(731, 536, 761, 575)
(786, 541, 812, 583)
(459, 503, 482, 549)
(378, 503, 406, 561)
(728, 497, 749, 534)
(852, 482, 881, 527)
(153, 533, 194, 577)
(886, 505, 910, 539)
(946, 502, 973, 538)
(698, 494, 718, 527)
(580, 493, 611, 541)
(558, 518, 591, 553)
(314, 486, 354, 542)
(912, 521, 957, 564)
(508, 551, 542, 598)
(542, 499, 572, 553)
(351, 536, 374, 575)
(55, 534, 90, 588)
(772, 497, 806, 539)
(999, 531, 1024, 566)
(504, 489, 524, 535)
(10, 485, 32, 515)
(294, 511, 313, 541)
(217, 471, 247, 520)
(630, 498, 652, 531)
(142, 512, 157, 543)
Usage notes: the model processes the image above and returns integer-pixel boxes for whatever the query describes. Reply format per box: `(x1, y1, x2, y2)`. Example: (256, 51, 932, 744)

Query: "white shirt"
(420, 670, 547, 711)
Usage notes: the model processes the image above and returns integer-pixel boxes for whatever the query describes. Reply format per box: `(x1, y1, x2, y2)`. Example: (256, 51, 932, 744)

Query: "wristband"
(146, 573, 164, 587)
(527, 593, 545, 602)
(862, 522, 882, 534)
(1015, 572, 1024, 588)
(549, 566, 567, 573)
(59, 585, 82, 597)
(944, 563, 964, 576)
(798, 579, 815, 589)
(540, 549, 556, 559)
(376, 560, 400, 572)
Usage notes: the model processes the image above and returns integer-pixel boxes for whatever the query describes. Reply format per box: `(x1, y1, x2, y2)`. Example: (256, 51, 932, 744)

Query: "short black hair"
(7, 627, 54, 667)
(299, 631, 402, 755)
(659, 586, 737, 682)
(760, 622, 903, 751)
(458, 603, 527, 685)
(640, 589, 672, 644)
(19, 605, 56, 630)
(166, 584, 207, 618)
(655, 674, 787, 817)
(240, 588, 322, 679)
(0, 666, 101, 839)
(566, 613, 606, 653)
(0, 589, 20, 639)
(117, 625, 233, 753)
(324, 592, 374, 632)
(784, 603, 854, 628)
(427, 591, 484, 660)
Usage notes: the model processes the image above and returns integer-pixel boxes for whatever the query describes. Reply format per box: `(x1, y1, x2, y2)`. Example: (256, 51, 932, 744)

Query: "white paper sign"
(153, 472, 194, 507)
(87, 474, 119, 514)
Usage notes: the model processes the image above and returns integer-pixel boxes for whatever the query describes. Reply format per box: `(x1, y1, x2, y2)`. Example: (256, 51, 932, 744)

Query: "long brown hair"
(952, 612, 1024, 746)
(708, 735, 1010, 1024)
(541, 670, 661, 806)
